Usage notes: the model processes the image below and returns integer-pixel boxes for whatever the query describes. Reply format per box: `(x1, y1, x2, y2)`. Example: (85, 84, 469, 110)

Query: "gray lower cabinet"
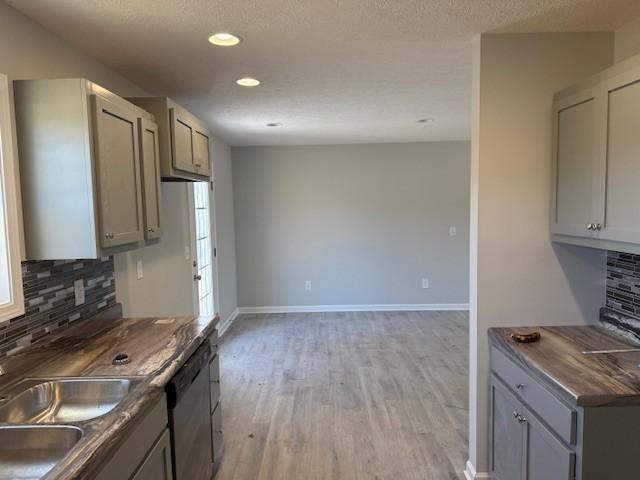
(490, 345, 640, 480)
(491, 372, 575, 480)
(490, 378, 524, 480)
(523, 405, 575, 480)
(93, 394, 172, 480)
(208, 329, 224, 467)
(132, 429, 172, 480)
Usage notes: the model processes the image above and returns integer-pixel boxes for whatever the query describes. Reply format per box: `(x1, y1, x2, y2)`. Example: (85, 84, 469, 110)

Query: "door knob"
(194, 274, 202, 281)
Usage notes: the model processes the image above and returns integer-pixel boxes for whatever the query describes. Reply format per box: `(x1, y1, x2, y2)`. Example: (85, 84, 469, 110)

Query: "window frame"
(0, 73, 25, 322)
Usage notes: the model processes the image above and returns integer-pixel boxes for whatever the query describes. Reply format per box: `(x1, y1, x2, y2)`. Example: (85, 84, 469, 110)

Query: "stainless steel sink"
(0, 425, 82, 479)
(0, 378, 139, 424)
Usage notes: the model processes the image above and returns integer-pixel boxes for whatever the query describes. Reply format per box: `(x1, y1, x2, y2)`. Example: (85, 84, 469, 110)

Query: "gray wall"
(468, 32, 612, 476)
(233, 142, 470, 308)
(212, 140, 238, 322)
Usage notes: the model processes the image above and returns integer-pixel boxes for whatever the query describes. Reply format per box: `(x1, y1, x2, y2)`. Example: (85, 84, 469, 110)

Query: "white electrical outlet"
(422, 278, 430, 289)
(136, 260, 144, 280)
(449, 226, 457, 237)
(73, 279, 85, 306)
(305, 280, 312, 291)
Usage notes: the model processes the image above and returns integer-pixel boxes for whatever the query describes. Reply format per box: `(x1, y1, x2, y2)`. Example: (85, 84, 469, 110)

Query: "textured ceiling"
(6, 0, 640, 146)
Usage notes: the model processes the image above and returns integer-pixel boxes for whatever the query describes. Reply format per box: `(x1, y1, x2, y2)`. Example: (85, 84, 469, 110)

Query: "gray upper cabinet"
(138, 117, 163, 240)
(552, 89, 600, 238)
(128, 97, 212, 182)
(552, 55, 640, 253)
(598, 73, 640, 244)
(14, 79, 160, 260)
(92, 94, 144, 249)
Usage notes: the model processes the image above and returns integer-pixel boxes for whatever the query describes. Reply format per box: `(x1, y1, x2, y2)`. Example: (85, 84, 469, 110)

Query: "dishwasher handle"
(166, 339, 211, 408)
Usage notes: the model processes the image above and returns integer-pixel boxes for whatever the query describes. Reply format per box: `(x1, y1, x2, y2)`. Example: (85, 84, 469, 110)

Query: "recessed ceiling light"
(208, 32, 241, 46)
(236, 77, 261, 87)
(417, 118, 435, 123)
(266, 122, 283, 127)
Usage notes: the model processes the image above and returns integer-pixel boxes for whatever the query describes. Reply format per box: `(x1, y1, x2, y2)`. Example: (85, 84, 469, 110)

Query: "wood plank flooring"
(215, 311, 468, 480)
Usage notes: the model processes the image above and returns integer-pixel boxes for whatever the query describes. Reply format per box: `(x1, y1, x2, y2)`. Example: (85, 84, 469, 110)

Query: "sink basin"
(0, 378, 138, 424)
(0, 425, 82, 479)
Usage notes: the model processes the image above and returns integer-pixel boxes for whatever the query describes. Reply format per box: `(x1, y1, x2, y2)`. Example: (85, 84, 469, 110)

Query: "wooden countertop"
(0, 304, 219, 480)
(489, 325, 640, 407)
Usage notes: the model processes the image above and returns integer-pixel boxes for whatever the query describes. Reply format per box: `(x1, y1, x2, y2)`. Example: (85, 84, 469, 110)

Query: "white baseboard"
(464, 460, 490, 480)
(218, 307, 239, 336)
(237, 303, 469, 314)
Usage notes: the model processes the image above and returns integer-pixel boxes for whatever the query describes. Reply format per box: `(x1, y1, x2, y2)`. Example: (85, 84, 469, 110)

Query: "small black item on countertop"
(511, 331, 541, 344)
(112, 353, 130, 365)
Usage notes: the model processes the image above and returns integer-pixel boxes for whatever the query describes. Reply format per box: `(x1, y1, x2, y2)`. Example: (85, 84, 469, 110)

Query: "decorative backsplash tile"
(602, 251, 640, 342)
(0, 258, 116, 358)
(606, 251, 640, 317)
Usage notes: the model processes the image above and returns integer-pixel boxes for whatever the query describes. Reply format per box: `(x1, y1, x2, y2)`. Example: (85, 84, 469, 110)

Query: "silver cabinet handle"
(513, 411, 519, 419)
(148, 227, 155, 233)
(105, 232, 114, 239)
(594, 223, 602, 231)
(516, 383, 525, 390)
(586, 224, 594, 230)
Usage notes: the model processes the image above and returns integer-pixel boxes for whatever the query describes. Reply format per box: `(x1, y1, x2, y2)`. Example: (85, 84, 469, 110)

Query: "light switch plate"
(73, 279, 85, 306)
(449, 226, 457, 237)
(136, 260, 144, 280)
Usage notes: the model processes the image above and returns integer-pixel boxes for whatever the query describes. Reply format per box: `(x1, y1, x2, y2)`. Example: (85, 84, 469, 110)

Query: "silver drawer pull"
(516, 383, 525, 390)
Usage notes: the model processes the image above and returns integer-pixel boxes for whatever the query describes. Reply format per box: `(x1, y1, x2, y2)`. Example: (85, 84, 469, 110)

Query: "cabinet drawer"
(210, 353, 220, 412)
(491, 346, 577, 445)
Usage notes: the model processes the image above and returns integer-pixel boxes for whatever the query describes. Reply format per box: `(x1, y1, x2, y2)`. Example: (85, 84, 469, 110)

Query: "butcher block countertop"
(0, 304, 219, 480)
(489, 325, 640, 408)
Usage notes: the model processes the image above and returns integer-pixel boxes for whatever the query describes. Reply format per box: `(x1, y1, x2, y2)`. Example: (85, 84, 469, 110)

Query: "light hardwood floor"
(215, 311, 468, 480)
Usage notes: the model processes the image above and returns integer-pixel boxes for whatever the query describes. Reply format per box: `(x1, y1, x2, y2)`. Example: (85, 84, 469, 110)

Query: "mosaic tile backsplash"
(602, 251, 640, 343)
(0, 258, 116, 358)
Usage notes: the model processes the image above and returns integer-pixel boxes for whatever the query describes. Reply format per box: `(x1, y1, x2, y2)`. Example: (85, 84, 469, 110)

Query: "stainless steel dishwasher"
(166, 340, 213, 480)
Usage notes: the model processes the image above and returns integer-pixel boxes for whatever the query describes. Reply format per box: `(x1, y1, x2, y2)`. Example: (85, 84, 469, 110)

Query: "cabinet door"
(523, 406, 575, 480)
(193, 129, 211, 177)
(138, 118, 162, 240)
(552, 89, 602, 238)
(211, 402, 223, 463)
(132, 429, 173, 480)
(92, 95, 143, 248)
(490, 376, 524, 480)
(170, 107, 195, 173)
(598, 72, 640, 244)
(209, 353, 221, 412)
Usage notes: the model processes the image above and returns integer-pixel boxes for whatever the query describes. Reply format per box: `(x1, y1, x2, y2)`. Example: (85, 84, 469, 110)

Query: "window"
(0, 73, 24, 322)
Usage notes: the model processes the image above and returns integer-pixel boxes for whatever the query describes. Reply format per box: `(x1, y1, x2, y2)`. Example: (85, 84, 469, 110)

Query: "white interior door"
(192, 181, 217, 316)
